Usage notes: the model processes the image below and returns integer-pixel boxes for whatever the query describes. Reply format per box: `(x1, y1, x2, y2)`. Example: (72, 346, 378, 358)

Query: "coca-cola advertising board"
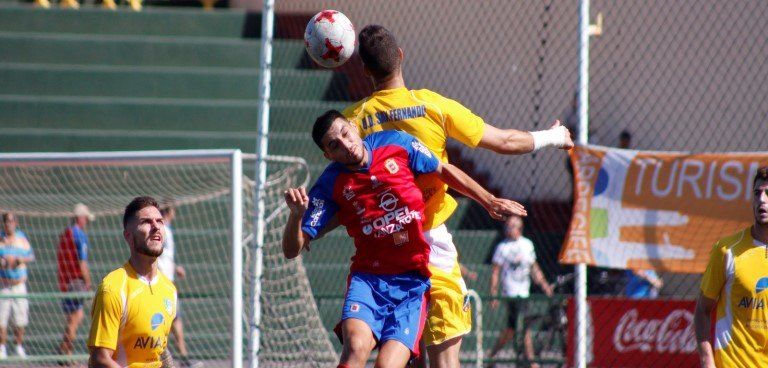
(567, 297, 697, 367)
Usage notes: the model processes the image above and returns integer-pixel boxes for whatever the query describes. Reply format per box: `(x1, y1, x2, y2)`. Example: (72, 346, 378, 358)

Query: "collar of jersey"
(372, 87, 408, 97)
(125, 262, 160, 286)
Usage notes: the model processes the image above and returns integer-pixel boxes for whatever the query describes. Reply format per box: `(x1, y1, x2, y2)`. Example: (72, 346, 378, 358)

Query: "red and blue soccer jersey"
(57, 225, 89, 291)
(302, 130, 440, 277)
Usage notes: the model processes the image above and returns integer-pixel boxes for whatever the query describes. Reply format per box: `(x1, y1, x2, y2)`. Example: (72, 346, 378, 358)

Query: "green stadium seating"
(0, 63, 334, 100)
(0, 5, 252, 38)
(0, 32, 306, 69)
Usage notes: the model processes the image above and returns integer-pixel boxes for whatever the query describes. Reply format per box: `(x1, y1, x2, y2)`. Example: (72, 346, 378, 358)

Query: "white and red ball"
(304, 10, 355, 68)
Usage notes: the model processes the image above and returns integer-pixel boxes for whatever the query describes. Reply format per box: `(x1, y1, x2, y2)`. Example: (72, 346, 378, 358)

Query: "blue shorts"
(61, 298, 83, 314)
(336, 272, 430, 356)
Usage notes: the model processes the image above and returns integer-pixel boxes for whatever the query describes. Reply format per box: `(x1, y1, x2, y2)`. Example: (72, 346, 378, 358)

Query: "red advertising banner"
(567, 297, 697, 367)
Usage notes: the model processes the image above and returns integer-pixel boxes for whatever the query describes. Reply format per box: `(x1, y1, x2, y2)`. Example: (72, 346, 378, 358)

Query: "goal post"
(0, 150, 337, 367)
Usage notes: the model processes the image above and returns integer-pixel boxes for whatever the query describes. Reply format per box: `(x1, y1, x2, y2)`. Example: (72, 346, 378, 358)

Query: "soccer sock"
(531, 125, 569, 150)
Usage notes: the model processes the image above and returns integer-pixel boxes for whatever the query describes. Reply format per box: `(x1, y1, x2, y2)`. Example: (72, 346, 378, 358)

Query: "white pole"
(231, 150, 244, 368)
(466, 289, 483, 368)
(576, 0, 590, 367)
(250, 0, 274, 367)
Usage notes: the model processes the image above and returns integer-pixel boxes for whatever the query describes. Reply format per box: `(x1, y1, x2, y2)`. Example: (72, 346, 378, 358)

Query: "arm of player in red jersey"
(282, 187, 311, 259)
(434, 162, 526, 220)
(478, 120, 574, 154)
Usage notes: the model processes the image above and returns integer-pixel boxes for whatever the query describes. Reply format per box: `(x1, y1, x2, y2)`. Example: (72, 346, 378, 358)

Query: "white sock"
(531, 125, 569, 150)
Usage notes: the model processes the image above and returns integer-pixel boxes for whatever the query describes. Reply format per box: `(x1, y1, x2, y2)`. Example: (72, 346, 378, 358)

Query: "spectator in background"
(57, 203, 94, 360)
(159, 204, 202, 368)
(618, 130, 632, 149)
(0, 212, 34, 359)
(33, 0, 142, 11)
(488, 215, 552, 368)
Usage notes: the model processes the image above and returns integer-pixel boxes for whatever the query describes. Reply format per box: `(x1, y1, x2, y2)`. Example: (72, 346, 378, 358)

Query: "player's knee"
(344, 333, 375, 356)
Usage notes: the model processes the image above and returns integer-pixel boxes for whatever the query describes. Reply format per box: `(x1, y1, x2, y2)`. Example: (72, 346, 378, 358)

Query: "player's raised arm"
(281, 187, 311, 259)
(478, 119, 574, 154)
(435, 162, 526, 220)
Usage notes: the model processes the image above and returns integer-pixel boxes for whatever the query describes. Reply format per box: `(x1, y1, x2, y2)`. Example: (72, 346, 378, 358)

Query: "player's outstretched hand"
(550, 119, 575, 150)
(485, 197, 527, 220)
(284, 187, 309, 215)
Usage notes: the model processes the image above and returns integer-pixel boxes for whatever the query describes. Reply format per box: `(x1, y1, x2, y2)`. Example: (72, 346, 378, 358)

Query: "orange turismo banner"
(559, 145, 768, 273)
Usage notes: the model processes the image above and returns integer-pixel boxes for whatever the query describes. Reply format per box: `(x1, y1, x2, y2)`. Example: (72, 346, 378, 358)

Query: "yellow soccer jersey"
(88, 263, 177, 367)
(700, 227, 768, 367)
(343, 87, 486, 229)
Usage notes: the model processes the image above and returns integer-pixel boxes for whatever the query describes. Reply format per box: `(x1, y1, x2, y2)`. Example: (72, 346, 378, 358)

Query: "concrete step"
(0, 31, 306, 68)
(0, 4, 253, 38)
(0, 62, 336, 100)
(0, 94, 344, 133)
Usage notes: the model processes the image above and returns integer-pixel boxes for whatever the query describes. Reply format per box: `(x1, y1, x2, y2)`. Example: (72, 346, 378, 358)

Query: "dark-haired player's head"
(503, 215, 523, 241)
(754, 166, 768, 226)
(2, 212, 16, 235)
(122, 196, 165, 258)
(358, 25, 402, 81)
(312, 110, 366, 166)
(619, 130, 632, 149)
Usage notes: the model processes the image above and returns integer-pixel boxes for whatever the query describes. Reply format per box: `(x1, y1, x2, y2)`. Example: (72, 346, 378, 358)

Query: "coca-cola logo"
(612, 308, 696, 354)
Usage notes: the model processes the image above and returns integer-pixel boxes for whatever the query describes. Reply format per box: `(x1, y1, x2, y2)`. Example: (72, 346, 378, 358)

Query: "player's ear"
(398, 47, 404, 61)
(322, 150, 332, 161)
(123, 229, 131, 245)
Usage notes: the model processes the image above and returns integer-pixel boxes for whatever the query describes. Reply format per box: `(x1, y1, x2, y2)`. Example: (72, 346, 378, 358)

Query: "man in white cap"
(57, 203, 94, 360)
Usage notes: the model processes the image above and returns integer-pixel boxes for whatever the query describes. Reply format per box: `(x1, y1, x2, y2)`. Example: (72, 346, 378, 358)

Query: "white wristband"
(531, 125, 568, 150)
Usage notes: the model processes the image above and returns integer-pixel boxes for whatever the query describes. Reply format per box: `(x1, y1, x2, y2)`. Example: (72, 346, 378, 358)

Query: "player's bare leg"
(339, 318, 376, 368)
(375, 340, 411, 368)
(171, 319, 187, 355)
(407, 338, 427, 367)
(488, 327, 515, 360)
(426, 336, 462, 368)
(61, 309, 83, 353)
(523, 328, 539, 368)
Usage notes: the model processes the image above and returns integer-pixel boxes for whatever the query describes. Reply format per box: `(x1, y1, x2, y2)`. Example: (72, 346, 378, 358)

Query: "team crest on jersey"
(411, 141, 433, 158)
(350, 303, 360, 312)
(150, 312, 164, 331)
(385, 158, 399, 174)
(343, 186, 356, 201)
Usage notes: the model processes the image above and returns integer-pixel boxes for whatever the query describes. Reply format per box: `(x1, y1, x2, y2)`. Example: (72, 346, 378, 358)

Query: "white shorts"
(0, 283, 28, 328)
(423, 225, 472, 346)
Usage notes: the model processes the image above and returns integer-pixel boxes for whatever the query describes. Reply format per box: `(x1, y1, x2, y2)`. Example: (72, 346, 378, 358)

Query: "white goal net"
(0, 150, 336, 367)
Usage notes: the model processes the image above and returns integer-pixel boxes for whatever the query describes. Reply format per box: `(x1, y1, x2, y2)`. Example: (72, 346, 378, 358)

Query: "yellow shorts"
(422, 225, 472, 346)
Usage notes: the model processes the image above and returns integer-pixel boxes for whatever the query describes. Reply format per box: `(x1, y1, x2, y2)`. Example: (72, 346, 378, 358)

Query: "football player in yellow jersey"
(341, 25, 573, 368)
(88, 196, 177, 368)
(695, 166, 768, 368)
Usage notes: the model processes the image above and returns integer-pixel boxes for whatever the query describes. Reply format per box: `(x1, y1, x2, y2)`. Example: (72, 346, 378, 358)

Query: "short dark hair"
(358, 25, 401, 80)
(312, 110, 346, 149)
(755, 166, 768, 188)
(2, 212, 12, 223)
(123, 196, 159, 229)
(619, 130, 632, 141)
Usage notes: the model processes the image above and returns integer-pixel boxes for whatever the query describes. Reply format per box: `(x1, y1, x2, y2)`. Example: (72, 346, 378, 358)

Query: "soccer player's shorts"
(506, 298, 529, 328)
(336, 271, 430, 357)
(0, 283, 29, 328)
(61, 279, 86, 313)
(422, 225, 472, 346)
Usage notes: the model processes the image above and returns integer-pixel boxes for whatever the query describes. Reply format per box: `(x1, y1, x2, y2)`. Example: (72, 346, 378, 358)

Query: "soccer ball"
(304, 10, 355, 68)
